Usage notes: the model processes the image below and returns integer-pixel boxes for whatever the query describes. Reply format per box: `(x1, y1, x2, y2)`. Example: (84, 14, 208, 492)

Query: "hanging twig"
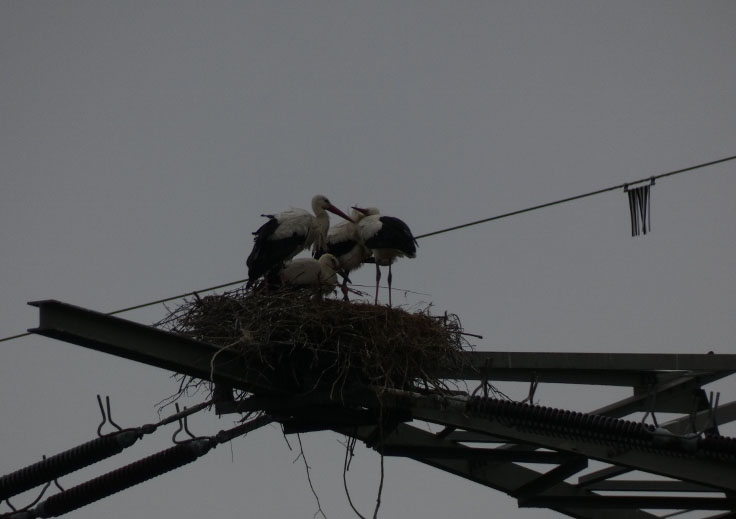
(295, 434, 328, 519)
(343, 436, 368, 519)
(371, 405, 386, 519)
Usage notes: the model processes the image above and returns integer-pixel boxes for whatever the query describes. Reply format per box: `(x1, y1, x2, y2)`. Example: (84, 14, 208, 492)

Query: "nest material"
(156, 288, 470, 398)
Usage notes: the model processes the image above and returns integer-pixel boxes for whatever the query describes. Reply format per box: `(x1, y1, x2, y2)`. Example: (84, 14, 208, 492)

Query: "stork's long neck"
(312, 209, 330, 253)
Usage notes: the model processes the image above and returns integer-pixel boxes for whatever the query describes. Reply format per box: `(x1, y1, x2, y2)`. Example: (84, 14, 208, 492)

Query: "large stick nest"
(156, 288, 471, 398)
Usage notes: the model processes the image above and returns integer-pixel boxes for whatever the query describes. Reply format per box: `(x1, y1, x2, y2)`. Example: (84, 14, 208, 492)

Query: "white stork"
(353, 207, 418, 306)
(279, 253, 341, 295)
(246, 195, 353, 288)
(324, 207, 372, 300)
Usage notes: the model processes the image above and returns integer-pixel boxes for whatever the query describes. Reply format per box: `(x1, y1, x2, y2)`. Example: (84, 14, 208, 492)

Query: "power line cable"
(105, 279, 248, 316)
(414, 153, 736, 240)
(1, 153, 733, 344)
(0, 280, 248, 344)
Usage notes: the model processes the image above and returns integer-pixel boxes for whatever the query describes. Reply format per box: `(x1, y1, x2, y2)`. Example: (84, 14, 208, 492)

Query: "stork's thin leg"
(374, 263, 381, 305)
(341, 277, 349, 302)
(387, 264, 393, 307)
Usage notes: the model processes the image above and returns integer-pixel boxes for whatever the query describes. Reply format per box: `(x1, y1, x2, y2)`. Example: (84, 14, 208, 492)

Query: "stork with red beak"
(246, 195, 353, 288)
(353, 206, 417, 306)
(324, 207, 373, 300)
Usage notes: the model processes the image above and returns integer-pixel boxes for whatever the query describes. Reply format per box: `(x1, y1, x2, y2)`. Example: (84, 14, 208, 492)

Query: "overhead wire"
(1, 153, 734, 345)
(414, 153, 736, 240)
(0, 279, 248, 344)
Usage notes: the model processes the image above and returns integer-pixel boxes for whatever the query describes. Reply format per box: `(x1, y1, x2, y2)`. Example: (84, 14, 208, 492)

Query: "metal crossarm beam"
(592, 374, 715, 418)
(660, 400, 736, 435)
(444, 431, 517, 443)
(512, 456, 589, 502)
(28, 300, 736, 390)
(703, 512, 736, 519)
(521, 495, 735, 510)
(404, 393, 736, 491)
(512, 456, 588, 503)
(26, 300, 736, 519)
(382, 444, 574, 464)
(345, 423, 660, 519)
(437, 351, 736, 386)
(577, 465, 631, 487)
(28, 299, 264, 392)
(584, 480, 722, 492)
(454, 351, 736, 374)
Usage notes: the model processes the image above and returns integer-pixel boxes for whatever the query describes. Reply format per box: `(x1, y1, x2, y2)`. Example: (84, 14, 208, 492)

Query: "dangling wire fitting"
(96, 395, 123, 437)
(705, 391, 721, 437)
(0, 397, 212, 504)
(522, 373, 539, 406)
(624, 178, 654, 237)
(6, 415, 272, 519)
(0, 431, 140, 503)
(172, 404, 200, 444)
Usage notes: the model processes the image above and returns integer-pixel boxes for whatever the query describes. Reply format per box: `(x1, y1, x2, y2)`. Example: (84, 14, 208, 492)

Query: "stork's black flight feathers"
(363, 216, 418, 257)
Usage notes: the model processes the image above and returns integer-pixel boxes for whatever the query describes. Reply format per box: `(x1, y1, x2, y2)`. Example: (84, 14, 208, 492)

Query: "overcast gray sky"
(2, 2, 735, 518)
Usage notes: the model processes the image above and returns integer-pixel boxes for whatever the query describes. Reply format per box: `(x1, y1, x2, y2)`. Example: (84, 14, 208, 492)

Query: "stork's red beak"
(327, 204, 354, 223)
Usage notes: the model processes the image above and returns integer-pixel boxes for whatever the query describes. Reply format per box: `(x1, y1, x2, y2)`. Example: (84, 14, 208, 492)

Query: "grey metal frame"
(27, 300, 736, 518)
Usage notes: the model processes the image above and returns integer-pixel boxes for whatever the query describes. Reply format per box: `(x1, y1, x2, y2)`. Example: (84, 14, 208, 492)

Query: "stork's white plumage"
(246, 195, 353, 288)
(354, 207, 417, 306)
(324, 208, 372, 300)
(279, 253, 341, 294)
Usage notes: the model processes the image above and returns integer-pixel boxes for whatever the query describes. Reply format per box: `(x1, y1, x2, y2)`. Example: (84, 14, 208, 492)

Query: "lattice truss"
(4, 300, 736, 519)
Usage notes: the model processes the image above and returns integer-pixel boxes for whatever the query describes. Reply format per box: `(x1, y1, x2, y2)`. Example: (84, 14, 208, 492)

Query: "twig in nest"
(373, 453, 385, 519)
(371, 406, 385, 519)
(154, 375, 206, 416)
(343, 435, 367, 519)
(209, 339, 241, 382)
(281, 424, 294, 451)
(155, 288, 473, 404)
(154, 288, 475, 517)
(296, 433, 328, 519)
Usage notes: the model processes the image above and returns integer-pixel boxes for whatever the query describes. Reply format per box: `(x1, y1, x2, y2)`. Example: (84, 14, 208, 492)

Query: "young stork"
(324, 207, 373, 300)
(353, 207, 418, 306)
(279, 253, 341, 295)
(246, 195, 353, 288)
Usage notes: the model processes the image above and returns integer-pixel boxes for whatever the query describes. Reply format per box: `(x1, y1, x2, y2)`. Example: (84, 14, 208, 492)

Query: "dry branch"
(155, 287, 471, 400)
